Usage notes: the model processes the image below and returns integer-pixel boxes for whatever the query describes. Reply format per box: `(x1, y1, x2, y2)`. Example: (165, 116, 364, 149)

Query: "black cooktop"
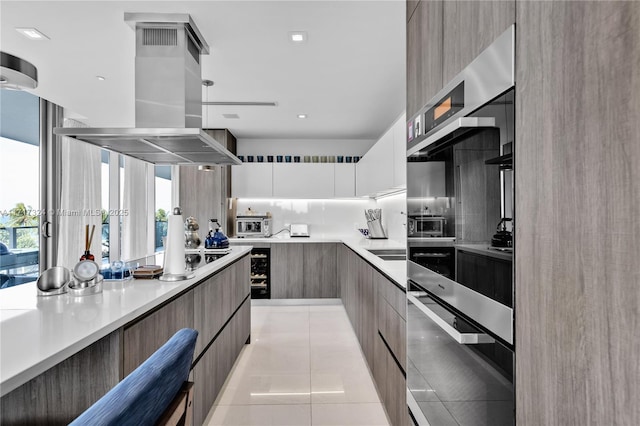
(185, 252, 229, 271)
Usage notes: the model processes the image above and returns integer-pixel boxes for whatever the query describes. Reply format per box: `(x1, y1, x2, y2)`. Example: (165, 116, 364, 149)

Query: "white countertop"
(229, 236, 343, 243)
(0, 237, 408, 397)
(340, 238, 407, 289)
(0, 246, 252, 397)
(230, 236, 408, 289)
(455, 243, 513, 261)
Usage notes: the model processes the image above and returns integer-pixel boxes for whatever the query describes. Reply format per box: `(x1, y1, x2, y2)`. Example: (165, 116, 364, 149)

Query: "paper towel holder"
(159, 206, 195, 282)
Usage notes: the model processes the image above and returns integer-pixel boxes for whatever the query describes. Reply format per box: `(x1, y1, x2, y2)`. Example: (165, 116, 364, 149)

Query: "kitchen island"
(0, 246, 252, 425)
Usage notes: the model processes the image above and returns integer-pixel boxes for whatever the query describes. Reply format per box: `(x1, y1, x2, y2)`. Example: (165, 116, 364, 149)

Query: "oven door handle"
(407, 292, 495, 345)
(407, 117, 496, 156)
(412, 252, 450, 258)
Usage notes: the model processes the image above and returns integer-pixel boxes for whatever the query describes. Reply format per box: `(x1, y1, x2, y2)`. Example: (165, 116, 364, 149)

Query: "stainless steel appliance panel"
(407, 26, 514, 155)
(407, 24, 516, 426)
(236, 216, 272, 238)
(409, 262, 513, 344)
(407, 293, 514, 426)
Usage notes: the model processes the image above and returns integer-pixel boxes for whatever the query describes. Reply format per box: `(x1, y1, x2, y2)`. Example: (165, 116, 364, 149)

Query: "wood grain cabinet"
(441, 0, 515, 84)
(339, 244, 408, 425)
(192, 298, 250, 426)
(271, 243, 338, 299)
(0, 332, 121, 425)
(182, 129, 236, 237)
(0, 253, 251, 426)
(123, 290, 195, 375)
(406, 0, 443, 119)
(406, 0, 515, 118)
(376, 275, 407, 371)
(515, 3, 640, 425)
(356, 256, 376, 368)
(303, 243, 337, 298)
(270, 243, 304, 298)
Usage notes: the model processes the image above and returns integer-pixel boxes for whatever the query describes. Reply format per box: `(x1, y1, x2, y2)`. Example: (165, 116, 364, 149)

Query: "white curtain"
(121, 156, 154, 261)
(57, 137, 102, 270)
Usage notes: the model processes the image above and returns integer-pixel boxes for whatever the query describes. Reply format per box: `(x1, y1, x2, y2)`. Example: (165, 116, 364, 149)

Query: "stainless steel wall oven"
(406, 26, 516, 426)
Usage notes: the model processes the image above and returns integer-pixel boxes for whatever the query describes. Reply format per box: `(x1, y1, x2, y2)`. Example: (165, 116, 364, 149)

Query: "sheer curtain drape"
(121, 157, 154, 260)
(57, 138, 102, 270)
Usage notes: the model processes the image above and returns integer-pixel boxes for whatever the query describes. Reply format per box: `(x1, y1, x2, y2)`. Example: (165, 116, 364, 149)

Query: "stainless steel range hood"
(54, 13, 241, 165)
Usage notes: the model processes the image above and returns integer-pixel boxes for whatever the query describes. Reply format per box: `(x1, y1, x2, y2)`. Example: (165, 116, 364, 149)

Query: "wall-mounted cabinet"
(407, 0, 443, 119)
(231, 163, 273, 198)
(406, 0, 514, 119)
(356, 112, 407, 197)
(334, 163, 356, 197)
(231, 163, 356, 199)
(180, 129, 237, 236)
(273, 164, 334, 198)
(441, 1, 515, 84)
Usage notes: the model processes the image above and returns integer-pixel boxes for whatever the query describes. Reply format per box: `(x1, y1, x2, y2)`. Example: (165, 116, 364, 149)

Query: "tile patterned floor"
(205, 304, 390, 426)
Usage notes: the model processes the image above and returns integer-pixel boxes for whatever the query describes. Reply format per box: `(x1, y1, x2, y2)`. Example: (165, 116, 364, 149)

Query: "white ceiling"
(1, 1, 406, 140)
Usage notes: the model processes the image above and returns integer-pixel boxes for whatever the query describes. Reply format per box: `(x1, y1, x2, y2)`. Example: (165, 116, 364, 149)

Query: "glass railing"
(0, 225, 39, 288)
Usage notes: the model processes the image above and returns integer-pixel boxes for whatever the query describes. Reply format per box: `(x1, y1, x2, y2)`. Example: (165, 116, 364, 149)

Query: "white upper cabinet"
(232, 163, 355, 199)
(356, 112, 407, 197)
(273, 163, 334, 198)
(393, 112, 407, 188)
(334, 164, 356, 198)
(231, 163, 273, 197)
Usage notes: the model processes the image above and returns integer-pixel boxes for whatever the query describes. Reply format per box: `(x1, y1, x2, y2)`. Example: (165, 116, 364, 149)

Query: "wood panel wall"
(179, 129, 236, 237)
(1, 331, 121, 425)
(515, 2, 640, 424)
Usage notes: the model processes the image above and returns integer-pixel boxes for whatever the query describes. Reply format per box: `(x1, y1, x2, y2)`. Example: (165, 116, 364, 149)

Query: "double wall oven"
(406, 26, 515, 426)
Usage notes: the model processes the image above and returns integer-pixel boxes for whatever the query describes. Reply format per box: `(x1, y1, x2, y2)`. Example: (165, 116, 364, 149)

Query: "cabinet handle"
(407, 292, 494, 344)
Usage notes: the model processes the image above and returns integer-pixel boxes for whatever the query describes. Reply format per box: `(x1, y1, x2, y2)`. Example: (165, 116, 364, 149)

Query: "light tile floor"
(204, 304, 390, 426)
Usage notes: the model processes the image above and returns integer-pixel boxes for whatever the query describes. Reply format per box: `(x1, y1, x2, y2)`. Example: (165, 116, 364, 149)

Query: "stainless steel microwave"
(236, 216, 272, 238)
(408, 215, 446, 237)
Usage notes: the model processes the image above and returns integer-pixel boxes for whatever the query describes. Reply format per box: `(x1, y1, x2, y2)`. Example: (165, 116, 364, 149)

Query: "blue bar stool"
(70, 328, 199, 426)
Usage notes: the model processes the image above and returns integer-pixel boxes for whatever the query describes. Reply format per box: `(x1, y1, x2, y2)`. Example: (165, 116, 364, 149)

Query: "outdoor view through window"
(0, 89, 40, 288)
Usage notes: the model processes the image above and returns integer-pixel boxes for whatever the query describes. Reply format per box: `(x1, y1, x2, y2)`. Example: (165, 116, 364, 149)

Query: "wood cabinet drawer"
(376, 273, 406, 320)
(123, 290, 194, 376)
(374, 333, 409, 426)
(377, 294, 407, 371)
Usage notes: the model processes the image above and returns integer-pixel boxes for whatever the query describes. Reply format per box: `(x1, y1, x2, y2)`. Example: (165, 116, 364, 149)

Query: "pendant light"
(0, 51, 38, 90)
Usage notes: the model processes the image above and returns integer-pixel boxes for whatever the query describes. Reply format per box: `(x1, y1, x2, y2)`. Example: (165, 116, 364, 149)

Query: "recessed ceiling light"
(96, 76, 106, 81)
(198, 165, 216, 172)
(297, 114, 307, 119)
(15, 27, 49, 40)
(222, 113, 240, 119)
(289, 31, 307, 43)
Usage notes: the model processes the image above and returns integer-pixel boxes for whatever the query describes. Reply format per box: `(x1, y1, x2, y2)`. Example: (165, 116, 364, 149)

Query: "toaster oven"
(236, 216, 272, 238)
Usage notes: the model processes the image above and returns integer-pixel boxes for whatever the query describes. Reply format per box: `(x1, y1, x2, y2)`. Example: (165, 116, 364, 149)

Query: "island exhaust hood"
(54, 13, 241, 165)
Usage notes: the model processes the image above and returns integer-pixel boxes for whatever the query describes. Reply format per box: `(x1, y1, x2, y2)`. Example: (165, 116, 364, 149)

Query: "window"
(155, 166, 171, 251)
(0, 89, 40, 288)
(101, 150, 110, 263)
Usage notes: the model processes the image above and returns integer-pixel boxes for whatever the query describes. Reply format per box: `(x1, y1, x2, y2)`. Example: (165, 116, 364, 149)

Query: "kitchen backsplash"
(375, 192, 406, 242)
(235, 192, 406, 242)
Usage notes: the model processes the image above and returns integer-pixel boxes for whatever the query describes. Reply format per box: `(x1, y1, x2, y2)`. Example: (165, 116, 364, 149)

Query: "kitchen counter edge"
(229, 237, 408, 289)
(0, 246, 252, 397)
